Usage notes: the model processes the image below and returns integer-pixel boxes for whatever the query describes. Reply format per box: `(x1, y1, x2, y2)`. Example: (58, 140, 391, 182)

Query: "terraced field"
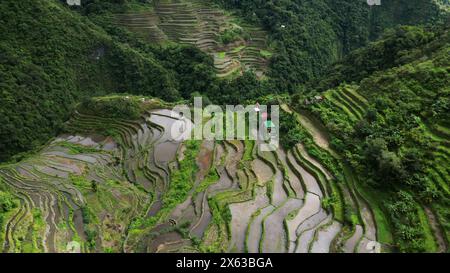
(306, 84, 450, 253)
(418, 120, 450, 251)
(115, 0, 271, 78)
(321, 85, 369, 122)
(283, 103, 385, 253)
(0, 96, 384, 253)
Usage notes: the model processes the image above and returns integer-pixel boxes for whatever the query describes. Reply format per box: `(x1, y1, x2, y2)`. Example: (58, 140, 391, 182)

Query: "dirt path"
(281, 104, 333, 155)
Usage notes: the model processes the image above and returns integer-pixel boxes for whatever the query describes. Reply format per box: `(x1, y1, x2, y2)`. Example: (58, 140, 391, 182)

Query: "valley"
(0, 96, 382, 253)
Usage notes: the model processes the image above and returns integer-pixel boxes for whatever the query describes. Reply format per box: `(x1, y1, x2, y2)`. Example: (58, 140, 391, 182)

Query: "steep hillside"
(214, 0, 449, 91)
(0, 0, 223, 162)
(114, 0, 272, 78)
(291, 26, 449, 252)
(0, 95, 381, 253)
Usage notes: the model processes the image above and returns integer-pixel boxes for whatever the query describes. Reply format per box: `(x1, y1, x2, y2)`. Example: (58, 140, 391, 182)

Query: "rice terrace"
(0, 0, 449, 256)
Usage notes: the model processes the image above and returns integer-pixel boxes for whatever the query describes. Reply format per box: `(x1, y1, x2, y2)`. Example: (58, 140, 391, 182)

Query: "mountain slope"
(0, 0, 217, 162)
(291, 26, 449, 252)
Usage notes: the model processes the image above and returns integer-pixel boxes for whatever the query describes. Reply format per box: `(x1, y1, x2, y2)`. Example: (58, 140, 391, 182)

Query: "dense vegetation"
(0, 0, 277, 161)
(2, 0, 446, 162)
(0, 0, 449, 253)
(214, 0, 447, 91)
(290, 25, 450, 252)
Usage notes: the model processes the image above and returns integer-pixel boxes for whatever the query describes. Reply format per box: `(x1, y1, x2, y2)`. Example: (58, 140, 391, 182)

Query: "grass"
(195, 167, 220, 194)
(131, 140, 201, 230)
(231, 46, 246, 53)
(295, 148, 345, 222)
(242, 140, 255, 161)
(331, 92, 362, 119)
(354, 180, 394, 245)
(30, 208, 46, 253)
(125, 2, 155, 12)
(259, 49, 273, 58)
(435, 123, 450, 137)
(416, 204, 438, 252)
(70, 174, 93, 191)
(59, 142, 102, 155)
(338, 90, 365, 117)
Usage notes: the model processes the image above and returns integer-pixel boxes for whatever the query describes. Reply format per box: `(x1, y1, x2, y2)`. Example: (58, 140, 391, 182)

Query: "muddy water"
(246, 205, 275, 253)
(77, 137, 99, 147)
(229, 187, 270, 252)
(139, 123, 152, 145)
(251, 159, 273, 184)
(296, 209, 329, 238)
(289, 209, 328, 252)
(135, 171, 153, 191)
(343, 225, 363, 253)
(54, 135, 101, 148)
(295, 214, 332, 253)
(149, 115, 177, 143)
(44, 151, 98, 164)
(286, 193, 322, 243)
(277, 149, 304, 198)
(16, 165, 40, 180)
(102, 138, 117, 151)
(150, 109, 180, 118)
(287, 151, 323, 197)
(156, 239, 191, 253)
(147, 200, 163, 217)
(46, 158, 83, 175)
(148, 231, 184, 253)
(36, 166, 69, 178)
(44, 194, 57, 253)
(148, 109, 195, 189)
(154, 142, 180, 163)
(149, 109, 193, 143)
(272, 170, 288, 206)
(357, 237, 379, 253)
(190, 192, 212, 238)
(261, 198, 303, 253)
(309, 221, 342, 253)
(258, 150, 286, 206)
(208, 166, 234, 195)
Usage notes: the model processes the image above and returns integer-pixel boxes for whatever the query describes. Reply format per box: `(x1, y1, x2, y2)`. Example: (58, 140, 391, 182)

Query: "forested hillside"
(290, 25, 450, 252)
(214, 0, 448, 91)
(0, 0, 216, 161)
